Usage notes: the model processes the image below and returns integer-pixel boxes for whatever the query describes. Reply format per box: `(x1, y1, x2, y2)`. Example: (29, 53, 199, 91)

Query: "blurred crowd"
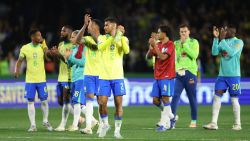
(0, 0, 250, 77)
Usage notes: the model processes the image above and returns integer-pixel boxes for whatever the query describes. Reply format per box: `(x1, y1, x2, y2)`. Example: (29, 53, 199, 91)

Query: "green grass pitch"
(0, 105, 249, 141)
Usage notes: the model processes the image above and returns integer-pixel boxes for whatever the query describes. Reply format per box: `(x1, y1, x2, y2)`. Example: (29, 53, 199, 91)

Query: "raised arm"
(211, 26, 220, 56)
(98, 35, 114, 51)
(219, 39, 243, 57)
(121, 36, 130, 54)
(212, 38, 220, 56)
(149, 38, 169, 61)
(65, 47, 85, 67)
(75, 14, 90, 44)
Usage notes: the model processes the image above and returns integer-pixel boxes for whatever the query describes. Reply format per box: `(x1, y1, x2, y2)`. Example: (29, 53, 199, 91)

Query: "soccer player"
(146, 25, 176, 131)
(97, 17, 129, 138)
(14, 28, 53, 132)
(64, 30, 86, 131)
(53, 25, 75, 131)
(203, 25, 243, 130)
(74, 14, 101, 134)
(171, 24, 199, 128)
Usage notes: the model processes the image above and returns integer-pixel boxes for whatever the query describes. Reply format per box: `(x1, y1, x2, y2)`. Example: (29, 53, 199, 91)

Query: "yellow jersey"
(19, 42, 46, 83)
(58, 41, 73, 82)
(97, 34, 129, 80)
(82, 36, 101, 76)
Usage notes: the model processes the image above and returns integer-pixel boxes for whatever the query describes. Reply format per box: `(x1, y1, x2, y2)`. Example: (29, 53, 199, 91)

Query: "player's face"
(70, 33, 77, 44)
(31, 31, 42, 43)
(179, 27, 190, 39)
(157, 28, 165, 40)
(226, 27, 236, 38)
(60, 27, 69, 38)
(104, 21, 115, 34)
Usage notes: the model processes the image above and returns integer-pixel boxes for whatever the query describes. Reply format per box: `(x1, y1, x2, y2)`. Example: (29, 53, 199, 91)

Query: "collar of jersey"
(30, 42, 40, 47)
(105, 34, 111, 38)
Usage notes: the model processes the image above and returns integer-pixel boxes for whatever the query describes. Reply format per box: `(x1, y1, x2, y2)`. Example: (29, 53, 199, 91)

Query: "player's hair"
(179, 23, 190, 29)
(92, 19, 104, 34)
(28, 28, 40, 37)
(158, 25, 172, 40)
(72, 30, 79, 35)
(104, 17, 118, 24)
(63, 25, 73, 31)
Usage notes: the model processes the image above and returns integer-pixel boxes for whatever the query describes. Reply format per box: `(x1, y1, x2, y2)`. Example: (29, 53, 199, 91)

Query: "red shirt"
(153, 40, 176, 80)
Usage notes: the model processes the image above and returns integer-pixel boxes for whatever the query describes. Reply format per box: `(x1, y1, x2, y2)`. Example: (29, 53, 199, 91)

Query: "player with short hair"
(146, 25, 176, 132)
(171, 24, 199, 128)
(53, 25, 75, 131)
(97, 17, 129, 138)
(15, 28, 53, 132)
(203, 25, 243, 130)
(73, 14, 101, 135)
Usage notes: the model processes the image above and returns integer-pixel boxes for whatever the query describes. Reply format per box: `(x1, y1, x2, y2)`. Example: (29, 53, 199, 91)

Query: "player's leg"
(56, 83, 64, 106)
(37, 82, 52, 131)
(97, 79, 111, 138)
(55, 82, 71, 131)
(170, 75, 184, 128)
(203, 77, 227, 130)
(83, 76, 98, 134)
(25, 83, 37, 132)
(151, 80, 163, 110)
(151, 80, 165, 127)
(228, 77, 242, 130)
(69, 80, 84, 131)
(157, 79, 175, 131)
(113, 79, 126, 139)
(183, 71, 198, 128)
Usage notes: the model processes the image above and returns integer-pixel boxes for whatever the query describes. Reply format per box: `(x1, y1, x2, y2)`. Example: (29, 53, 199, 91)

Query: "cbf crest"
(33, 52, 37, 59)
(110, 44, 115, 50)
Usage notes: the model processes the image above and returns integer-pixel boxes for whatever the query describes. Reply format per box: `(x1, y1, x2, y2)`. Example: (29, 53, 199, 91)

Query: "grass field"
(0, 105, 249, 141)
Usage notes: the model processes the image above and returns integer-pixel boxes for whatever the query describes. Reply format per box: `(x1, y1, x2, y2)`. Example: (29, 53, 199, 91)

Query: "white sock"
(98, 106, 103, 126)
(86, 101, 94, 129)
(162, 105, 172, 128)
(81, 105, 86, 115)
(60, 104, 70, 128)
(69, 104, 74, 115)
(73, 104, 81, 127)
(41, 100, 49, 123)
(102, 116, 109, 126)
(28, 102, 36, 126)
(115, 120, 122, 133)
(211, 95, 221, 124)
(231, 97, 241, 125)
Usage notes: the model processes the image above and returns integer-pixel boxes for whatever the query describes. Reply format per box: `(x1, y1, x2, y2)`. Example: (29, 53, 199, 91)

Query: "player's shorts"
(56, 82, 71, 97)
(97, 79, 126, 97)
(151, 79, 175, 98)
(84, 75, 99, 95)
(215, 76, 241, 96)
(71, 79, 85, 105)
(24, 82, 48, 101)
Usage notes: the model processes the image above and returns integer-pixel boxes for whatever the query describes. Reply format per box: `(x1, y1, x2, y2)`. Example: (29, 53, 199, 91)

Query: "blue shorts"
(84, 75, 99, 95)
(215, 76, 241, 96)
(71, 80, 85, 105)
(56, 82, 71, 97)
(24, 82, 48, 101)
(151, 79, 175, 98)
(97, 79, 126, 97)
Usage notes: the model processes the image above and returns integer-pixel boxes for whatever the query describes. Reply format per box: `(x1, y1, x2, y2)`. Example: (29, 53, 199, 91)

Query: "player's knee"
(98, 99, 107, 107)
(87, 94, 95, 99)
(40, 97, 47, 102)
(27, 98, 35, 102)
(215, 90, 225, 95)
(57, 97, 63, 106)
(153, 98, 161, 105)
